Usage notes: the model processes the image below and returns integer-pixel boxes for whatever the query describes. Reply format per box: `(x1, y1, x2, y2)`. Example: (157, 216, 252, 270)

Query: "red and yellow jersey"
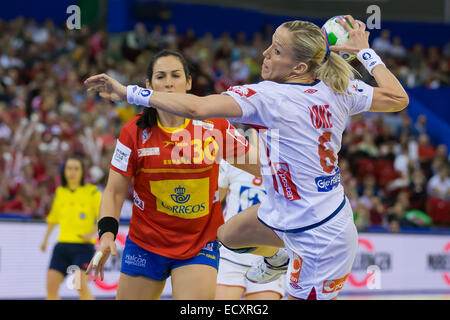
(110, 115, 249, 259)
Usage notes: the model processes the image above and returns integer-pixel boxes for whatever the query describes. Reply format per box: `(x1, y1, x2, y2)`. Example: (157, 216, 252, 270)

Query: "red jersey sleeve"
(110, 123, 137, 177)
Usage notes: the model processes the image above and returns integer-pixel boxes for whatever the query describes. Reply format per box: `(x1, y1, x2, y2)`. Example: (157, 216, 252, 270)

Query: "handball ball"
(321, 15, 356, 62)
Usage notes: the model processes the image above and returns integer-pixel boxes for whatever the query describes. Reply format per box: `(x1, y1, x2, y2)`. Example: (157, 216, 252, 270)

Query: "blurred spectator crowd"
(367, 29, 450, 89)
(0, 17, 448, 230)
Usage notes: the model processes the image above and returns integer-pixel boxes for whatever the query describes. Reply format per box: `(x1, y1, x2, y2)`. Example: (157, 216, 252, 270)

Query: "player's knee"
(217, 224, 229, 245)
(217, 222, 249, 248)
(217, 227, 256, 253)
(217, 224, 238, 247)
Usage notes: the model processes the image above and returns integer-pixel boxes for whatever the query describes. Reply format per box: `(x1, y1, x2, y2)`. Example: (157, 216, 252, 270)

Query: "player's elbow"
(183, 96, 209, 120)
(383, 91, 409, 112)
(186, 107, 208, 120)
(188, 99, 212, 120)
(400, 94, 409, 109)
(184, 104, 200, 119)
(395, 93, 409, 112)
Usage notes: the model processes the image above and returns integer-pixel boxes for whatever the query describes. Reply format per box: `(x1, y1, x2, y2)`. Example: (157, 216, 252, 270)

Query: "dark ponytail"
(136, 50, 191, 130)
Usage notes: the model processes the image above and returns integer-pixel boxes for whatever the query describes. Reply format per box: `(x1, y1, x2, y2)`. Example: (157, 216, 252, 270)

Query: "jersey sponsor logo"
(137, 147, 160, 157)
(163, 140, 189, 148)
(150, 178, 210, 219)
(304, 89, 317, 94)
(289, 252, 303, 289)
(274, 162, 301, 201)
(161, 200, 206, 215)
(322, 274, 349, 293)
(352, 84, 364, 92)
(111, 140, 131, 172)
(308, 104, 332, 129)
(315, 168, 341, 192)
(133, 190, 144, 211)
(193, 120, 214, 130)
(227, 85, 257, 98)
(171, 186, 190, 204)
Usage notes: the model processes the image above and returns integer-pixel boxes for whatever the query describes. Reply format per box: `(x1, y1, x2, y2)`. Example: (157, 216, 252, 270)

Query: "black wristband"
(98, 217, 119, 241)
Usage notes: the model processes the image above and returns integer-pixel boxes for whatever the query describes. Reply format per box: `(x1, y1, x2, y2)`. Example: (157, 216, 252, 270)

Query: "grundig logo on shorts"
(289, 253, 303, 289)
(322, 274, 349, 293)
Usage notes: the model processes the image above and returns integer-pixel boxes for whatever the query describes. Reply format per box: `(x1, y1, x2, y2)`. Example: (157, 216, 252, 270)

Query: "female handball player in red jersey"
(85, 16, 409, 300)
(85, 50, 253, 299)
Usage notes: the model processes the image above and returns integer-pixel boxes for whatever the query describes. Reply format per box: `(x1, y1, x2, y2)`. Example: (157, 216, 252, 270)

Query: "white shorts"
(217, 258, 285, 298)
(274, 198, 358, 300)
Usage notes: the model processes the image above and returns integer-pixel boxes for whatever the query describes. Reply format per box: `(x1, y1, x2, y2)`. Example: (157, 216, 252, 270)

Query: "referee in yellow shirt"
(40, 155, 101, 300)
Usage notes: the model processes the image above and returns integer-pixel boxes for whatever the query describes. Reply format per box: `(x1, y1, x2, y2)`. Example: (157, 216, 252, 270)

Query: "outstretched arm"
(84, 75, 243, 120)
(86, 169, 131, 281)
(331, 15, 409, 112)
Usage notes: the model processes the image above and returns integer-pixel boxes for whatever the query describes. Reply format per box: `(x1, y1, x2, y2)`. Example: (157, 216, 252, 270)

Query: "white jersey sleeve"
(338, 79, 374, 116)
(222, 82, 276, 128)
(218, 159, 231, 189)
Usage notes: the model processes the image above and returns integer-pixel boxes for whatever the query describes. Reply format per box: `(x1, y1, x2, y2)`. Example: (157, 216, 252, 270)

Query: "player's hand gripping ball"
(322, 15, 356, 61)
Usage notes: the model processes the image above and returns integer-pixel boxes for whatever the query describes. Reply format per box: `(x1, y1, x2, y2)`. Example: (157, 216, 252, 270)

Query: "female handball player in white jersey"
(85, 15, 409, 300)
(216, 157, 285, 300)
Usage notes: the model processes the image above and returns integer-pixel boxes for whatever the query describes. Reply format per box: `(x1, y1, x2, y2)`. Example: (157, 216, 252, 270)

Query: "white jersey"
(223, 79, 373, 231)
(218, 159, 267, 266)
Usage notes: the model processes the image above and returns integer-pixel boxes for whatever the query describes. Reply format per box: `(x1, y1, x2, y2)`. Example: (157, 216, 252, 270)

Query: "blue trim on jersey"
(258, 196, 346, 233)
(279, 79, 321, 86)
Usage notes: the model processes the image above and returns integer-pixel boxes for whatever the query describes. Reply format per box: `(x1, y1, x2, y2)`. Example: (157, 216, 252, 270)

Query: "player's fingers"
(92, 251, 103, 267)
(85, 260, 93, 274)
(84, 74, 103, 85)
(110, 242, 117, 256)
(336, 18, 352, 32)
(329, 45, 344, 52)
(84, 73, 110, 85)
(343, 15, 357, 29)
(100, 264, 105, 282)
(87, 84, 105, 93)
(355, 20, 366, 31)
(92, 264, 99, 281)
(99, 92, 111, 99)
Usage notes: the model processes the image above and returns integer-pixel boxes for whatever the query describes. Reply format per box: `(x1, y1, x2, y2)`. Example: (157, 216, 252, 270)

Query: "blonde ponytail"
(316, 52, 359, 95)
(281, 20, 359, 95)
